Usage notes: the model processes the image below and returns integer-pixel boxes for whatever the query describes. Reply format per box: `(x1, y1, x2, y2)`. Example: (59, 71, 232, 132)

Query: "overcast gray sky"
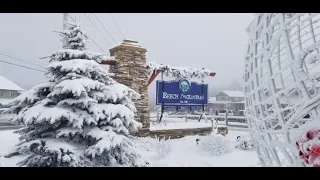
(0, 13, 253, 96)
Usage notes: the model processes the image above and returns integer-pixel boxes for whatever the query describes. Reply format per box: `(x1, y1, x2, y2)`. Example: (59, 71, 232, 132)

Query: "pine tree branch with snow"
(4, 23, 146, 167)
(146, 61, 212, 79)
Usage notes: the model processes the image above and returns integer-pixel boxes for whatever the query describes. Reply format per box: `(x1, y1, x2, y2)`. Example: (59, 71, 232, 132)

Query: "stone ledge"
(132, 127, 212, 140)
(109, 41, 147, 54)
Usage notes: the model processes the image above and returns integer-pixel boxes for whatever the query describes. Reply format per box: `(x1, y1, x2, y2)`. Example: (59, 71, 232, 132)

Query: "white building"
(0, 76, 23, 107)
(207, 90, 245, 113)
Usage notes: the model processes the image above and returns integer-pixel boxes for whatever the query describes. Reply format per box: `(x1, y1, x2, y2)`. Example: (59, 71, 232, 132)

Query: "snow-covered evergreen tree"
(5, 23, 147, 167)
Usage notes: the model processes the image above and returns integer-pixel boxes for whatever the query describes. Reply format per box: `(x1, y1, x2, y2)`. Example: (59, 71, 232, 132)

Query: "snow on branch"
(46, 59, 115, 84)
(47, 59, 108, 74)
(146, 61, 215, 79)
(17, 138, 85, 167)
(84, 127, 146, 167)
(48, 78, 106, 98)
(43, 49, 111, 64)
(7, 81, 54, 107)
(105, 83, 140, 101)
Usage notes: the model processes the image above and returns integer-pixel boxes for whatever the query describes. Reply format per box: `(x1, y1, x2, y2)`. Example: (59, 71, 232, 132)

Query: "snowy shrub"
(235, 136, 255, 151)
(155, 136, 172, 159)
(199, 134, 231, 156)
(132, 135, 172, 159)
(3, 23, 147, 167)
(131, 136, 159, 152)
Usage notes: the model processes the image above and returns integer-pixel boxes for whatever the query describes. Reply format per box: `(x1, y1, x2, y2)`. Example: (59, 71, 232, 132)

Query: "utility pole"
(63, 13, 68, 30)
(225, 111, 228, 126)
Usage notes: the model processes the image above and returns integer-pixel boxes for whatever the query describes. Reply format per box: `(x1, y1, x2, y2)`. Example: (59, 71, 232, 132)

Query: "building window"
(9, 91, 16, 97)
(0, 90, 3, 96)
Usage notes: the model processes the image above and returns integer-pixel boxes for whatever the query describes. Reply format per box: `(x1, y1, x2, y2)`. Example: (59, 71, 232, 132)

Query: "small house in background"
(207, 90, 245, 115)
(216, 91, 245, 102)
(0, 76, 23, 108)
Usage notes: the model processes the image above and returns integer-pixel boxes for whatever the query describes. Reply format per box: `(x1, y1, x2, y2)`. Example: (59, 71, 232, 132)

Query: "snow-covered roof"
(222, 91, 244, 97)
(208, 97, 216, 103)
(0, 76, 23, 91)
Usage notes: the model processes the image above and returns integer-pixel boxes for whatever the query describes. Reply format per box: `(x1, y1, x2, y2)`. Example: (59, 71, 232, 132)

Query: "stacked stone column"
(109, 39, 150, 129)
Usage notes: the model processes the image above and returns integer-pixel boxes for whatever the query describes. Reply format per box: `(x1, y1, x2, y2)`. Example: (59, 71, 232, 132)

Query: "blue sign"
(156, 79, 208, 106)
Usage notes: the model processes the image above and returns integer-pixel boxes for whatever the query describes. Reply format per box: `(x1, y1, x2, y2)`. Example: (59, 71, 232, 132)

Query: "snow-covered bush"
(198, 135, 231, 156)
(3, 23, 147, 167)
(155, 136, 171, 159)
(235, 136, 255, 151)
(131, 136, 159, 152)
(132, 136, 172, 159)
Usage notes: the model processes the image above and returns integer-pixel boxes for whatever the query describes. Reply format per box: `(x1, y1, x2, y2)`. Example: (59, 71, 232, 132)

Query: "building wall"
(216, 92, 244, 102)
(207, 103, 226, 111)
(230, 97, 244, 102)
(0, 89, 20, 99)
(213, 91, 245, 112)
(230, 103, 245, 111)
(216, 96, 229, 101)
(216, 92, 229, 101)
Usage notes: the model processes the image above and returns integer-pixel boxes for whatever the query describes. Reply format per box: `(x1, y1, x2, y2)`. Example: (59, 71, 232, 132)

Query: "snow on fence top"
(146, 61, 215, 79)
(0, 76, 23, 91)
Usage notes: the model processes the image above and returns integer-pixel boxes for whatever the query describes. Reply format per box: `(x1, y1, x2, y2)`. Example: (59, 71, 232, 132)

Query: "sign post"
(159, 72, 165, 123)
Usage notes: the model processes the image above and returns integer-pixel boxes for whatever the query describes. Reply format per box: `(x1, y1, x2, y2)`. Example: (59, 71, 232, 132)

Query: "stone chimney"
(109, 39, 150, 129)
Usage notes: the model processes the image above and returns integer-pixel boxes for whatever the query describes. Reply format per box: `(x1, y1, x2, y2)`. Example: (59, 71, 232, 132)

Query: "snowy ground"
(0, 129, 259, 167)
(0, 130, 21, 167)
(144, 130, 259, 167)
